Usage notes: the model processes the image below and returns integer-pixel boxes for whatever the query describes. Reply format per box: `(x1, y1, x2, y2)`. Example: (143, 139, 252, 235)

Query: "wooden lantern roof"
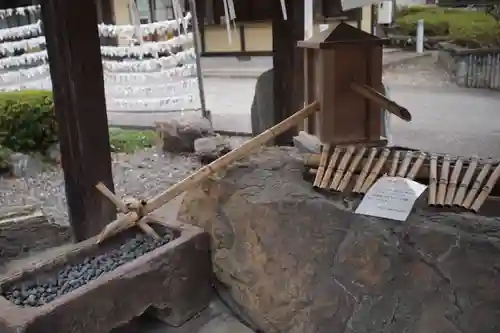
(297, 21, 383, 49)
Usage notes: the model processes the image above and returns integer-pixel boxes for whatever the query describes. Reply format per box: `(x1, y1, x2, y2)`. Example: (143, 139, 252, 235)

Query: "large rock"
(250, 69, 274, 136)
(156, 117, 214, 153)
(179, 147, 500, 333)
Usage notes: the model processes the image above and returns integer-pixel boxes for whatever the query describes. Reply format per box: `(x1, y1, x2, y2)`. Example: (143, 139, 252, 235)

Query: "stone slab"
(0, 221, 212, 333)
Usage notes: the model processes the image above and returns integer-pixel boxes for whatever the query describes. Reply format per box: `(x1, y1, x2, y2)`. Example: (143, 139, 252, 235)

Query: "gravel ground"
(0, 149, 202, 226)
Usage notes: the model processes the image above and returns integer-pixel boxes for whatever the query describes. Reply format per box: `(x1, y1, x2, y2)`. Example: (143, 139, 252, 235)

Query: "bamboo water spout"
(95, 101, 320, 242)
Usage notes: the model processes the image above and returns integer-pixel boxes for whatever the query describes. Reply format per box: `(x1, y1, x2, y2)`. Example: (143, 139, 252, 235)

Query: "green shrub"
(448, 13, 500, 47)
(395, 5, 441, 18)
(0, 144, 10, 171)
(0, 90, 57, 153)
(395, 7, 500, 46)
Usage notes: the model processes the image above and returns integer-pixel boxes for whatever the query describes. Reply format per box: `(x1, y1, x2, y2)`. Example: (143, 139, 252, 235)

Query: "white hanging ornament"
(0, 64, 50, 85)
(100, 33, 193, 58)
(105, 78, 197, 98)
(280, 0, 288, 20)
(103, 64, 197, 84)
(97, 13, 192, 38)
(102, 48, 195, 73)
(0, 21, 42, 42)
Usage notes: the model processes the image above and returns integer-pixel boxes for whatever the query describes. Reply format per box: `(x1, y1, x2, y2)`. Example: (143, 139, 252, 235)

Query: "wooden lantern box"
(297, 22, 411, 146)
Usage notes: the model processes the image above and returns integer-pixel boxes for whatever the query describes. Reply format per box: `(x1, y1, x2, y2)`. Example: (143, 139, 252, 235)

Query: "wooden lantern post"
(297, 22, 411, 146)
(41, 0, 117, 241)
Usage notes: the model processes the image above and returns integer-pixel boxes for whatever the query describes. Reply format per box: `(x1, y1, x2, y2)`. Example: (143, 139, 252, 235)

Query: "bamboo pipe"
(406, 152, 426, 180)
(436, 155, 451, 207)
(314, 144, 330, 187)
(462, 160, 492, 209)
(360, 148, 390, 194)
(98, 101, 320, 241)
(353, 148, 378, 193)
(397, 151, 414, 178)
(337, 147, 366, 192)
(320, 147, 341, 188)
(444, 158, 463, 206)
(389, 151, 400, 176)
(453, 157, 478, 206)
(144, 101, 320, 214)
(470, 163, 500, 213)
(350, 83, 412, 122)
(330, 146, 355, 190)
(428, 155, 438, 206)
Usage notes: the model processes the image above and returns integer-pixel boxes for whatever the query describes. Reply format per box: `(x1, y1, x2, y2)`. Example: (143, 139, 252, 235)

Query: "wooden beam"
(41, 0, 117, 241)
(272, 0, 305, 145)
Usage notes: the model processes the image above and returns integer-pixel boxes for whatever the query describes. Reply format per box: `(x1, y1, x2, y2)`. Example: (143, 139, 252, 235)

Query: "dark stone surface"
(0, 221, 212, 333)
(0, 208, 71, 269)
(179, 147, 500, 333)
(250, 69, 274, 137)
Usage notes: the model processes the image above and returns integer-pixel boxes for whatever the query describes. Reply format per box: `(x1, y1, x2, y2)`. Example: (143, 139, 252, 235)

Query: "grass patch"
(394, 5, 500, 47)
(108, 129, 157, 153)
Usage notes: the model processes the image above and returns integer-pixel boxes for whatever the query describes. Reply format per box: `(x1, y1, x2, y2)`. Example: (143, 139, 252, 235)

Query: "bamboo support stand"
(428, 155, 438, 206)
(436, 155, 450, 207)
(314, 144, 330, 187)
(462, 159, 492, 209)
(470, 163, 500, 213)
(338, 147, 366, 192)
(353, 148, 378, 193)
(330, 146, 355, 190)
(444, 158, 463, 206)
(389, 151, 400, 176)
(453, 157, 478, 206)
(320, 147, 341, 189)
(360, 149, 390, 194)
(96, 101, 320, 242)
(406, 152, 426, 180)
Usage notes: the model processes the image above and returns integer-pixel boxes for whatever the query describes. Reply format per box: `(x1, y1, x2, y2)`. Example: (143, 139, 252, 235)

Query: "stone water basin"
(0, 221, 212, 333)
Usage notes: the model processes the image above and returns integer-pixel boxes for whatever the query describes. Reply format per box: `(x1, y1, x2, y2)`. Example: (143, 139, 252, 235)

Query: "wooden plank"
(272, 0, 304, 145)
(41, 0, 117, 241)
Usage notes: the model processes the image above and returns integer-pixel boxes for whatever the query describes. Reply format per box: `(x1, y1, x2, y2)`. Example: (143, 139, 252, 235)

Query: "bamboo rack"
(314, 144, 330, 187)
(397, 151, 413, 178)
(360, 148, 390, 194)
(389, 151, 400, 176)
(453, 157, 478, 206)
(320, 147, 341, 189)
(471, 163, 500, 212)
(305, 150, 500, 213)
(353, 148, 378, 193)
(436, 155, 451, 207)
(428, 155, 438, 206)
(338, 147, 366, 192)
(96, 101, 320, 242)
(330, 146, 355, 190)
(406, 152, 426, 180)
(462, 159, 492, 209)
(444, 158, 463, 206)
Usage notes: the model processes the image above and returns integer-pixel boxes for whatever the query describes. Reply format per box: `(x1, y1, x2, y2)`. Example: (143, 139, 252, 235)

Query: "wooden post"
(41, 0, 117, 241)
(272, 0, 304, 145)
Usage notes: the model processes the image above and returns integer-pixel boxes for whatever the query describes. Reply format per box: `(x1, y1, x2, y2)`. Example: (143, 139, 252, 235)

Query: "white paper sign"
(355, 176, 427, 221)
